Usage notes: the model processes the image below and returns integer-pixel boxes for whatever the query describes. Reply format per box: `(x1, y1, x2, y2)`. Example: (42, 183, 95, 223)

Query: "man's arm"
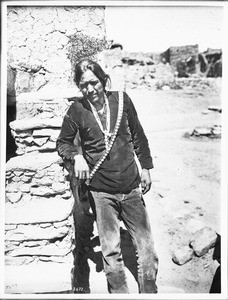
(56, 112, 79, 163)
(56, 108, 90, 181)
(125, 93, 153, 194)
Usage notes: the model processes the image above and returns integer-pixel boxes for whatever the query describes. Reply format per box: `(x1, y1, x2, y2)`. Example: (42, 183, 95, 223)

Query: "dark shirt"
(56, 91, 153, 193)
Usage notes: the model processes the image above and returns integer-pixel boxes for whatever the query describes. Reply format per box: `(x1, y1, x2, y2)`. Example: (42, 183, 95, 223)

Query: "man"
(56, 59, 158, 293)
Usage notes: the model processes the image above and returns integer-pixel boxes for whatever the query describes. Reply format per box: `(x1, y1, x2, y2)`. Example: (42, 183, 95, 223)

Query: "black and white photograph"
(0, 1, 227, 298)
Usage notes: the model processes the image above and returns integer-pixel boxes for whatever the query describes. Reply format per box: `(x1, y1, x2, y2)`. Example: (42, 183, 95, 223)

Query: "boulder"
(172, 245, 194, 265)
(190, 227, 218, 257)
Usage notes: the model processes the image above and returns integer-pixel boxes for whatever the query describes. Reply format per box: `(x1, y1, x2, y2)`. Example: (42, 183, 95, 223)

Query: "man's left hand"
(141, 169, 152, 195)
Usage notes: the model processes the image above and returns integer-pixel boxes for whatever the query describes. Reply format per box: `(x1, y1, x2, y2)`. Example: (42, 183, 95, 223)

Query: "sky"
(105, 5, 224, 53)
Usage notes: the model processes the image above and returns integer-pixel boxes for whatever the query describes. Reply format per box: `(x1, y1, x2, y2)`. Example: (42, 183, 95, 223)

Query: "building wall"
(7, 6, 106, 94)
(5, 5, 106, 294)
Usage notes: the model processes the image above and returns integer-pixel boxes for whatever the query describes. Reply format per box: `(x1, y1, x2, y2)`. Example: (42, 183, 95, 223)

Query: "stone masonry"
(7, 6, 106, 92)
(6, 5, 106, 294)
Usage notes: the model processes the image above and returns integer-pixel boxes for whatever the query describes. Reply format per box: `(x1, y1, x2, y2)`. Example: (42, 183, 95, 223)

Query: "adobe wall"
(7, 6, 106, 95)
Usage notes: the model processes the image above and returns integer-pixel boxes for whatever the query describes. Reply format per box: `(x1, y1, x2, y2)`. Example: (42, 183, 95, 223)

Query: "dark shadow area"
(6, 98, 17, 161)
(6, 65, 17, 161)
(209, 234, 221, 293)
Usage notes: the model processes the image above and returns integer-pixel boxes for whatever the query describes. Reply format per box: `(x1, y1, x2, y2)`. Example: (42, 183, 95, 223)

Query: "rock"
(5, 224, 69, 241)
(34, 169, 47, 179)
(9, 117, 62, 131)
(5, 256, 35, 266)
(22, 240, 45, 247)
(21, 175, 32, 183)
(31, 176, 53, 187)
(13, 130, 33, 138)
(190, 227, 217, 257)
(19, 184, 31, 193)
(52, 182, 69, 193)
(54, 219, 71, 228)
(192, 127, 212, 136)
(5, 224, 17, 231)
(38, 140, 56, 151)
(62, 190, 72, 199)
(6, 191, 22, 203)
(39, 255, 72, 263)
(6, 152, 62, 172)
(9, 243, 72, 257)
(30, 186, 58, 196)
(5, 262, 72, 293)
(17, 86, 81, 101)
(208, 105, 222, 113)
(33, 128, 60, 137)
(5, 196, 74, 224)
(40, 223, 52, 228)
(33, 137, 49, 146)
(23, 136, 34, 145)
(24, 170, 36, 177)
(172, 245, 194, 265)
(13, 170, 24, 177)
(211, 125, 221, 136)
(5, 182, 20, 193)
(162, 85, 171, 91)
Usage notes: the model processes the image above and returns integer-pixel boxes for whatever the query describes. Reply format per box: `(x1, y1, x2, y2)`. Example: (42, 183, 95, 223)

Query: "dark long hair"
(74, 59, 110, 90)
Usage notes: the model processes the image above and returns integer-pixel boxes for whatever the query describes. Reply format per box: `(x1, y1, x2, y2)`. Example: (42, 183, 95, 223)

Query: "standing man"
(56, 59, 158, 293)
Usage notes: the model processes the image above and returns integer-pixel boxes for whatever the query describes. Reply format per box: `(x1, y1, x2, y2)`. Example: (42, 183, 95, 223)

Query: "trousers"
(89, 187, 158, 293)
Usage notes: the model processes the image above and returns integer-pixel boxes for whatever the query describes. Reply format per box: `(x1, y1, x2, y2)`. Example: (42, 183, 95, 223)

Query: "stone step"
(5, 196, 74, 224)
(6, 152, 62, 172)
(16, 85, 82, 102)
(15, 86, 82, 120)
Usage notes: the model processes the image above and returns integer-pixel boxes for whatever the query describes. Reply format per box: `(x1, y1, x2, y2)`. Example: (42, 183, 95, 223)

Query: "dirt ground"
(86, 78, 222, 294)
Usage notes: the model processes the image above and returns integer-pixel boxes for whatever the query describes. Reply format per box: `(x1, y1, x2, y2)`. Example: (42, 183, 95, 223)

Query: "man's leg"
(120, 188, 158, 293)
(89, 190, 129, 293)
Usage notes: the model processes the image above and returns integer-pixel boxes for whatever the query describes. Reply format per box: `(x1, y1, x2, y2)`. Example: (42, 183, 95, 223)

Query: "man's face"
(78, 70, 104, 106)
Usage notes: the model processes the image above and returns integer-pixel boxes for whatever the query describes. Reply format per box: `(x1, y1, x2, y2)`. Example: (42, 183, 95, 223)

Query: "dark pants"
(89, 187, 158, 293)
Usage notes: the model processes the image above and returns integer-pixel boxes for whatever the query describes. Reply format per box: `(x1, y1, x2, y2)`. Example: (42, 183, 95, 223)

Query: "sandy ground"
(84, 80, 222, 294)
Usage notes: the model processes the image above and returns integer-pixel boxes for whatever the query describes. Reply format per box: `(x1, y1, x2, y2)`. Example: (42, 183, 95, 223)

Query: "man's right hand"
(74, 154, 90, 180)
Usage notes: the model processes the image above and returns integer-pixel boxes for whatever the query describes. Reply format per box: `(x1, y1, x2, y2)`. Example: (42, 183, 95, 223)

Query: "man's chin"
(89, 95, 98, 102)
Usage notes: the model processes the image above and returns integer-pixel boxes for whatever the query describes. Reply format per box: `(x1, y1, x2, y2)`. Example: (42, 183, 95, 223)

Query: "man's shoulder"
(108, 90, 129, 102)
(68, 97, 87, 111)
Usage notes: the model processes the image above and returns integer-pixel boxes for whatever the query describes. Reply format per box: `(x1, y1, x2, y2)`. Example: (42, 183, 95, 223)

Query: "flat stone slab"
(6, 152, 62, 172)
(17, 86, 81, 101)
(8, 242, 72, 257)
(10, 117, 63, 131)
(5, 262, 72, 293)
(5, 224, 69, 241)
(5, 196, 74, 224)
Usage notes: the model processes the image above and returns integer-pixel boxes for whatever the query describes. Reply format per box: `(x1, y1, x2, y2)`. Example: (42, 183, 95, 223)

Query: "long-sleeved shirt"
(56, 91, 153, 193)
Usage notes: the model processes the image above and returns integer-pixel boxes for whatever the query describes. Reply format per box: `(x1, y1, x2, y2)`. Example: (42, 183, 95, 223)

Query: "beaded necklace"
(88, 91, 123, 181)
(88, 93, 111, 150)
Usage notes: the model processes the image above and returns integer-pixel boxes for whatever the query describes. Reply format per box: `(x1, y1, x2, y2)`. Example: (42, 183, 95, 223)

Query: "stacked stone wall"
(5, 153, 74, 293)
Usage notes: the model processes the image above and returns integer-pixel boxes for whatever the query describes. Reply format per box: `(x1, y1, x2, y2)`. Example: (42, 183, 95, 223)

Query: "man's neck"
(93, 93, 106, 111)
